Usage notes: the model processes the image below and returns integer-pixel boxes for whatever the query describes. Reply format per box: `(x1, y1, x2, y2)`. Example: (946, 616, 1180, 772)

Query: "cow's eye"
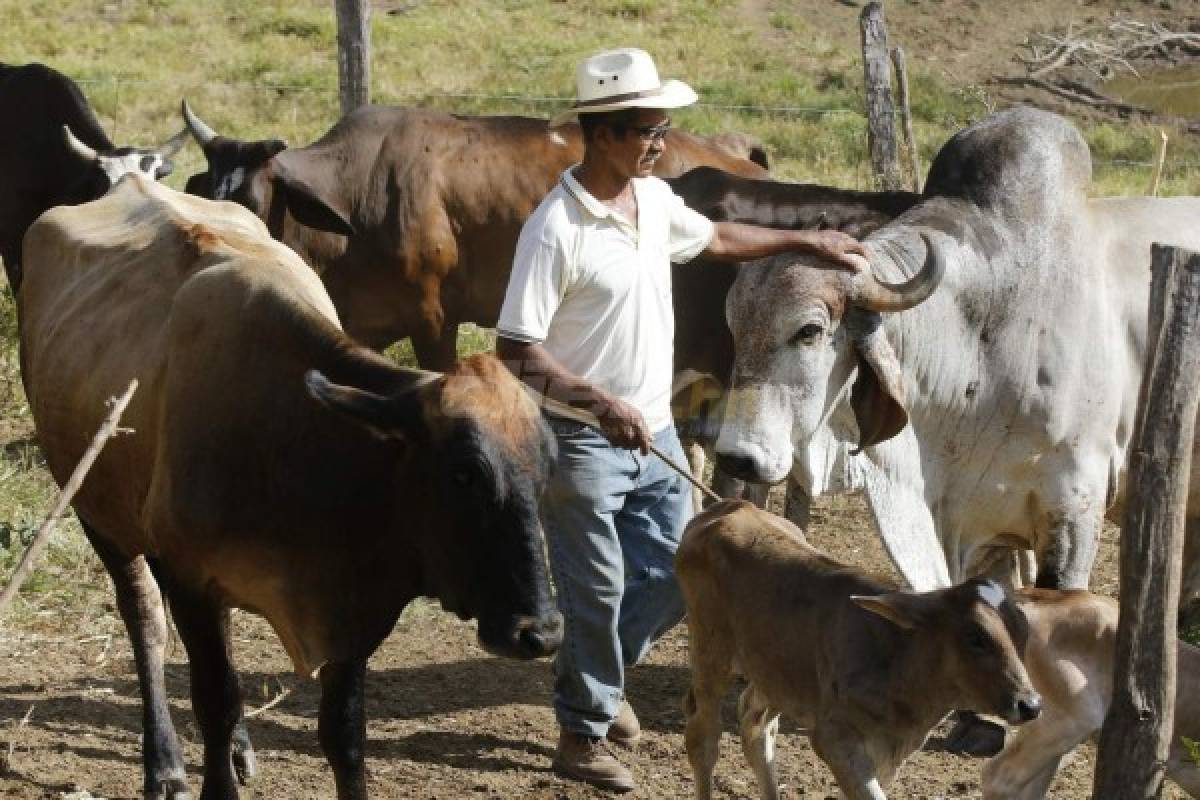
(789, 323, 824, 346)
(451, 467, 474, 487)
(965, 629, 991, 653)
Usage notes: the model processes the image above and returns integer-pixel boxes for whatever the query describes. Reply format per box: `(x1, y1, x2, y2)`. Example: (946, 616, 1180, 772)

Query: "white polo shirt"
(498, 168, 715, 434)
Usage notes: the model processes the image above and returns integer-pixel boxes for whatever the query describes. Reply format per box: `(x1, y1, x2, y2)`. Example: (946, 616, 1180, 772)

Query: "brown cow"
(19, 174, 561, 800)
(982, 590, 1200, 799)
(677, 500, 1041, 800)
(180, 102, 769, 368)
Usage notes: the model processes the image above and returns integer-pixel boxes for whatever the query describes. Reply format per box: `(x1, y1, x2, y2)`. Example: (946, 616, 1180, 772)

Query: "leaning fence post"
(1093, 244, 1200, 798)
(890, 46, 921, 193)
(860, 2, 903, 191)
(335, 0, 371, 114)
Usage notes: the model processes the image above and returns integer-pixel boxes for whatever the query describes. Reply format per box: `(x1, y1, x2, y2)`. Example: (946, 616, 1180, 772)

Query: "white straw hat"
(549, 48, 698, 128)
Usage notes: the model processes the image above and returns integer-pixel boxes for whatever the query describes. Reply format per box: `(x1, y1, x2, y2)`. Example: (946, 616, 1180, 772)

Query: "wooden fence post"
(335, 0, 371, 114)
(1148, 129, 1168, 197)
(890, 46, 921, 193)
(1093, 244, 1200, 798)
(860, 2, 903, 191)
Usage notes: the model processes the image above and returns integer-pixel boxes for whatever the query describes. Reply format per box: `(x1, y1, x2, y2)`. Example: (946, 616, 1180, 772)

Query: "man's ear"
(846, 310, 908, 454)
(305, 370, 410, 442)
(273, 161, 355, 236)
(851, 591, 925, 630)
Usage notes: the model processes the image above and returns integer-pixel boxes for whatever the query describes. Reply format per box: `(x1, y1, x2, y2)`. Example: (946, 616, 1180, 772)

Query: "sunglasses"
(624, 121, 672, 143)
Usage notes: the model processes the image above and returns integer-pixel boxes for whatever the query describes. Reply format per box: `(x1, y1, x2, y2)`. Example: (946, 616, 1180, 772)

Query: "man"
(496, 47, 867, 792)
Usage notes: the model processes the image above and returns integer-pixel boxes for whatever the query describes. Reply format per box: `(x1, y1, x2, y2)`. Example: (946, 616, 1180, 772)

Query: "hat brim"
(549, 80, 698, 128)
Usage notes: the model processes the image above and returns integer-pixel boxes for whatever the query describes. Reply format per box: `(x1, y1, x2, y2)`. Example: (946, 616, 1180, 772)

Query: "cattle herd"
(2, 60, 1198, 799)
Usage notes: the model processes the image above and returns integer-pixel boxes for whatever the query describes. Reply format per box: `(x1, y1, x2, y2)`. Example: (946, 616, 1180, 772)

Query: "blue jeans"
(541, 419, 691, 738)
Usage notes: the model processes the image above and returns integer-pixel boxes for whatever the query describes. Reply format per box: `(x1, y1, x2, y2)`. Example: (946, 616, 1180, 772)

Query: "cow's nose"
(1016, 694, 1042, 722)
(516, 611, 563, 658)
(716, 454, 765, 484)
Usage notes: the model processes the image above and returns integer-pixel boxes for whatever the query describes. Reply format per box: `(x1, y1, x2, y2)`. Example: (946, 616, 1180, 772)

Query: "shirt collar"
(559, 167, 611, 219)
(559, 167, 641, 230)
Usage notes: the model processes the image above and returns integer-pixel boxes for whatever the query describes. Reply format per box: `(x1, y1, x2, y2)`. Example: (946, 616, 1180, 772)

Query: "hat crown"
(575, 48, 661, 104)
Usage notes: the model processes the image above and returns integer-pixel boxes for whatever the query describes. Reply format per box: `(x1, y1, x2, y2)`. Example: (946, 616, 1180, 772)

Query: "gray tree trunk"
(859, 2, 902, 191)
(1093, 244, 1200, 799)
(335, 0, 371, 114)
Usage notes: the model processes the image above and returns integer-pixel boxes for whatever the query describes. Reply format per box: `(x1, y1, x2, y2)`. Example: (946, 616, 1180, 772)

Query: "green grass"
(1, 0, 1198, 603)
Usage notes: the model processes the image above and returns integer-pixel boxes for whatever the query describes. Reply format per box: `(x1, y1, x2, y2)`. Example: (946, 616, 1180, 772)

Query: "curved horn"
(181, 99, 218, 145)
(853, 232, 946, 313)
(62, 125, 98, 162)
(159, 127, 190, 158)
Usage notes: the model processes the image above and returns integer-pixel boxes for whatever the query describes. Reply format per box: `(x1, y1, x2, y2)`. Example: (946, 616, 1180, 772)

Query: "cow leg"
(158, 575, 242, 800)
(783, 480, 811, 530)
(682, 627, 734, 800)
(737, 685, 781, 800)
(319, 659, 369, 800)
(83, 527, 191, 800)
(741, 481, 770, 508)
(709, 462, 745, 502)
(142, 562, 256, 788)
(810, 722, 887, 800)
(1034, 509, 1098, 590)
(411, 322, 459, 372)
(981, 710, 1092, 799)
(685, 440, 707, 514)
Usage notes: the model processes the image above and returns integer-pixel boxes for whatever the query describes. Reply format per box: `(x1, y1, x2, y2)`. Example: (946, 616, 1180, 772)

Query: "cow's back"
(20, 174, 334, 549)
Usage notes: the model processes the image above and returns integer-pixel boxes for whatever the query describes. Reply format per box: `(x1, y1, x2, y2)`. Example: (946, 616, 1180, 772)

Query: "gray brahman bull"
(714, 108, 1200, 615)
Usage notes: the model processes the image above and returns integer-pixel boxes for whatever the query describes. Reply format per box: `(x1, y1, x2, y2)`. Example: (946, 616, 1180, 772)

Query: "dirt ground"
(0, 489, 1187, 800)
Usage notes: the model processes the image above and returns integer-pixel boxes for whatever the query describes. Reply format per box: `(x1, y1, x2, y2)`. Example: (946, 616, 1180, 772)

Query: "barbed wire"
(71, 76, 1200, 171)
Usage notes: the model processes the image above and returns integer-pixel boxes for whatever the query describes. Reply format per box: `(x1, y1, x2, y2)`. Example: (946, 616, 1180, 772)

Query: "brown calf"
(677, 500, 1041, 800)
(982, 589, 1199, 798)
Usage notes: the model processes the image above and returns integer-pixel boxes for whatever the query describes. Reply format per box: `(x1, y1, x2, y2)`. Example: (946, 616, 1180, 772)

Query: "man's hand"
(590, 388, 651, 454)
(799, 229, 870, 270)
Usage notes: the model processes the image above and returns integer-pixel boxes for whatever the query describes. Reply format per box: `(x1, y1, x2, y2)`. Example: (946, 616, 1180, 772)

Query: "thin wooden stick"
(1149, 129, 1168, 197)
(528, 388, 723, 503)
(245, 678, 292, 719)
(0, 379, 138, 614)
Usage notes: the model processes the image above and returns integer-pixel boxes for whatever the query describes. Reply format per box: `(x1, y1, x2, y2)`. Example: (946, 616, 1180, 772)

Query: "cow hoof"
(941, 711, 1006, 757)
(233, 738, 258, 785)
(146, 778, 192, 800)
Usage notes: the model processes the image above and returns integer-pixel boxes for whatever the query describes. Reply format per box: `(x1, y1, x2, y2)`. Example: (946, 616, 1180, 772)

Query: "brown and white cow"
(0, 62, 187, 291)
(180, 102, 769, 369)
(983, 590, 1200, 799)
(19, 174, 561, 800)
(677, 500, 1041, 800)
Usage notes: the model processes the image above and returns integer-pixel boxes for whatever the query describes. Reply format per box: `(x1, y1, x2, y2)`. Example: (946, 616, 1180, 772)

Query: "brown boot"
(606, 700, 641, 749)
(552, 729, 635, 793)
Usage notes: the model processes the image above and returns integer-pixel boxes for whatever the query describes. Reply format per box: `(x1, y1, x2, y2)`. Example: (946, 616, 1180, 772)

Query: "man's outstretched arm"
(703, 221, 868, 268)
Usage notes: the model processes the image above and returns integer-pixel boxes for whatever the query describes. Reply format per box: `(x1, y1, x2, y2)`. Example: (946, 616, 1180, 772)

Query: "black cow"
(0, 62, 186, 290)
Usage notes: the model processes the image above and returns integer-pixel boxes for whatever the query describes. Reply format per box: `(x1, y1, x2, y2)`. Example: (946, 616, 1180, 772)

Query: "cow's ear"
(847, 311, 908, 454)
(851, 592, 923, 630)
(184, 171, 211, 198)
(305, 370, 408, 442)
(273, 162, 356, 237)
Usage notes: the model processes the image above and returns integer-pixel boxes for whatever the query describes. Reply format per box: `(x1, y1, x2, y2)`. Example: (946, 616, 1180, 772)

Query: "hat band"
(574, 87, 665, 109)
